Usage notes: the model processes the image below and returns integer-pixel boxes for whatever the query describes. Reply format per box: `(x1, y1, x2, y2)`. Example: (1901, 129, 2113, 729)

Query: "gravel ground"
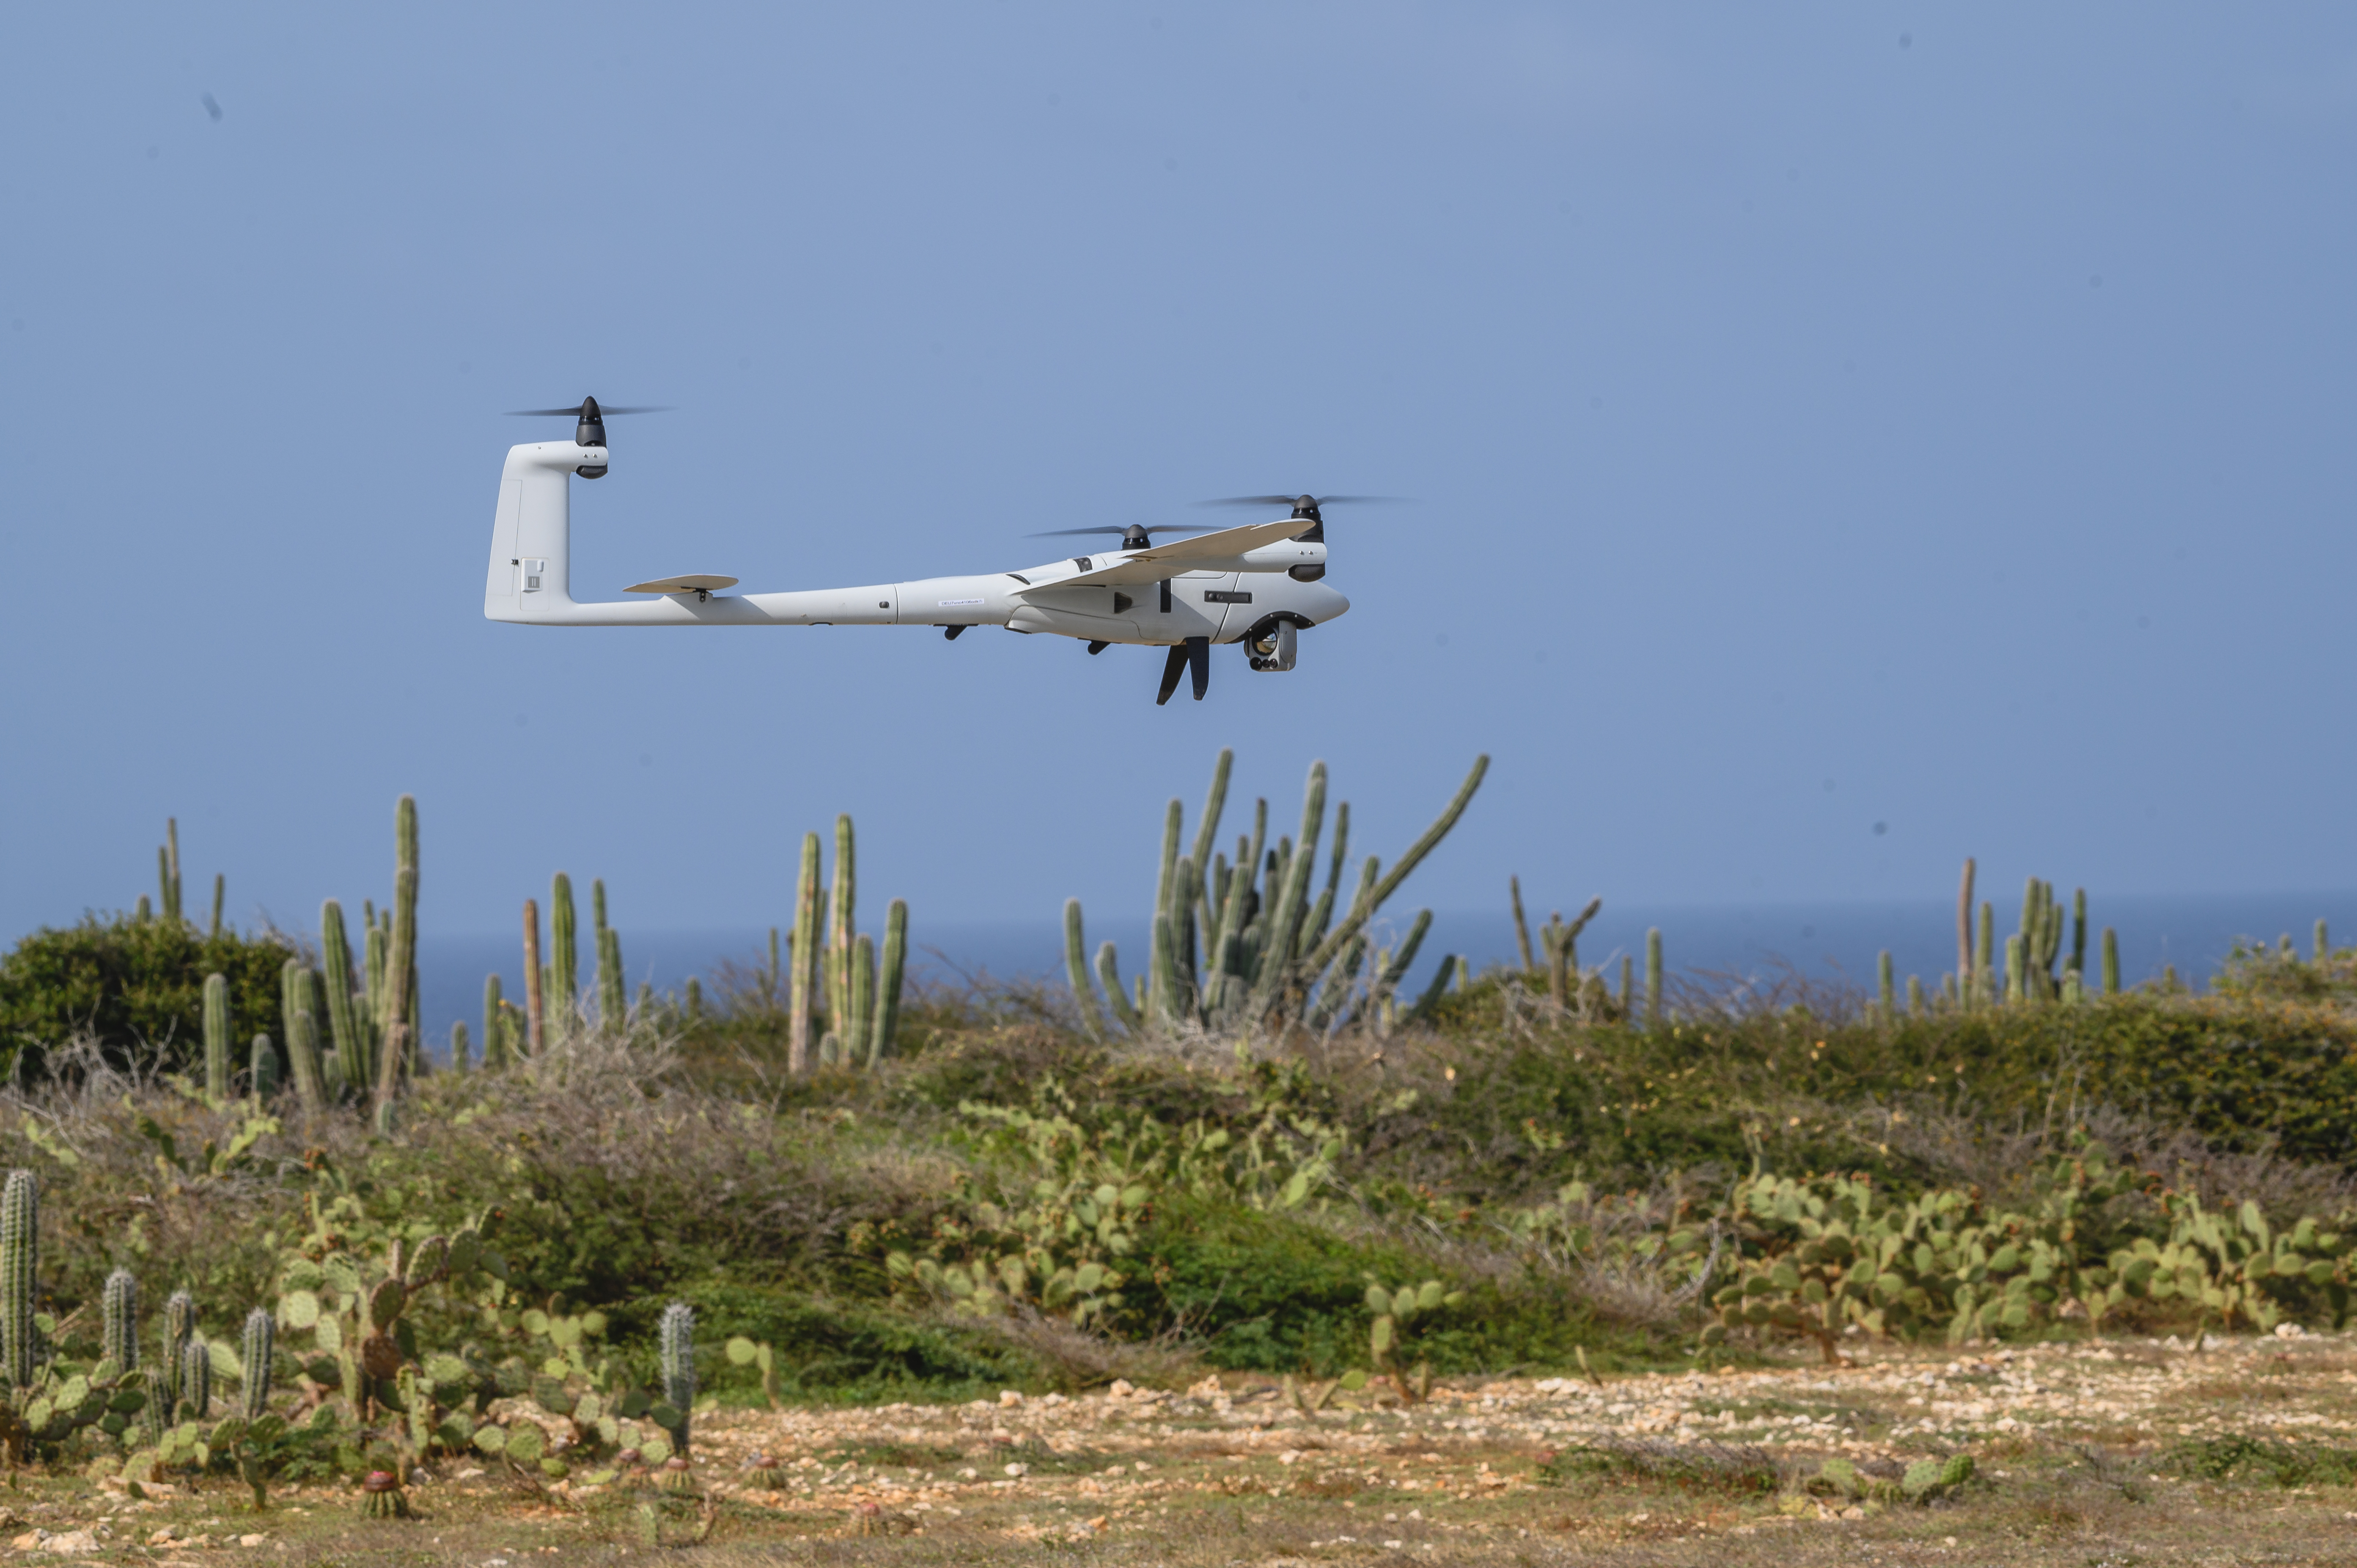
(5, 1329, 2356, 1564)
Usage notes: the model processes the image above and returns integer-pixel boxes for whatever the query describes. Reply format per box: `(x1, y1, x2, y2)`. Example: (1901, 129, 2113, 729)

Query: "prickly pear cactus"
(1363, 1277, 1465, 1398)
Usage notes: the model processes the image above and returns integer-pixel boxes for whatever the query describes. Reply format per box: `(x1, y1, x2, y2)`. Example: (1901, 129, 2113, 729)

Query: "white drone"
(481, 398, 1363, 703)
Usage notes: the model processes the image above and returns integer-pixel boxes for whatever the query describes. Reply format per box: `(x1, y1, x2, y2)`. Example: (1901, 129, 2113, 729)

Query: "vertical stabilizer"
(483, 441, 604, 622)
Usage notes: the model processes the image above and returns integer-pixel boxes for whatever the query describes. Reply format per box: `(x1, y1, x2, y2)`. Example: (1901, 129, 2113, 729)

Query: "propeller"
(1030, 523, 1217, 552)
(1198, 494, 1398, 510)
(1195, 493, 1400, 543)
(505, 396, 673, 452)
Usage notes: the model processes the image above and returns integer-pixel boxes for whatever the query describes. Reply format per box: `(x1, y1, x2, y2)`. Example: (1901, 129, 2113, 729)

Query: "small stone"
(998, 1390, 1024, 1407)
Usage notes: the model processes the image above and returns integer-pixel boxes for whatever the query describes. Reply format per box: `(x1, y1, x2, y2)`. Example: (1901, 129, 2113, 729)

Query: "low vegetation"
(2, 756, 2356, 1559)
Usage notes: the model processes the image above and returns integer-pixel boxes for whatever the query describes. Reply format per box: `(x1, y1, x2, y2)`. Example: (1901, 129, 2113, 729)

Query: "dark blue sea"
(411, 891, 2357, 1059)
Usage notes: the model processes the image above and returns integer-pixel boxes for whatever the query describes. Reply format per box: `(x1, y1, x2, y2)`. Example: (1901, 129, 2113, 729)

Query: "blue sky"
(4, 5, 2354, 954)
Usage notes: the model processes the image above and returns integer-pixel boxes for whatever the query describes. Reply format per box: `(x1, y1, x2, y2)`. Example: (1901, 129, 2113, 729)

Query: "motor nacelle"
(1244, 615, 1299, 673)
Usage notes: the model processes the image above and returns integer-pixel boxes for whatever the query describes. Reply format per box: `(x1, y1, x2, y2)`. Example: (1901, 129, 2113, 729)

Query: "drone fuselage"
(481, 439, 1350, 647)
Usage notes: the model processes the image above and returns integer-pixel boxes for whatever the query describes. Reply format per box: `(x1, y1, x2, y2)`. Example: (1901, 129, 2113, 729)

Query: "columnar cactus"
(1096, 941, 1142, 1034)
(1646, 928, 1664, 1025)
(179, 1336, 210, 1420)
(280, 959, 327, 1111)
(203, 972, 232, 1099)
(319, 900, 367, 1095)
(658, 1302, 695, 1456)
(1064, 899, 1107, 1041)
(1, 1170, 37, 1390)
(789, 833, 822, 1075)
(162, 1289, 195, 1417)
(375, 795, 420, 1109)
(240, 1308, 273, 1419)
(449, 1021, 471, 1074)
(481, 973, 505, 1069)
(522, 898, 544, 1057)
(1878, 950, 1896, 1016)
(2102, 927, 2121, 995)
(102, 1269, 137, 1372)
(249, 1034, 278, 1100)
(209, 873, 224, 939)
(550, 872, 578, 1042)
(830, 815, 858, 1045)
(599, 926, 626, 1032)
(1511, 875, 1537, 974)
(161, 818, 183, 922)
(593, 879, 626, 1030)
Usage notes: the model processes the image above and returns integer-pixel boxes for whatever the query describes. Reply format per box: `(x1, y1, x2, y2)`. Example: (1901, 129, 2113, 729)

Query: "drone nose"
(1309, 583, 1350, 621)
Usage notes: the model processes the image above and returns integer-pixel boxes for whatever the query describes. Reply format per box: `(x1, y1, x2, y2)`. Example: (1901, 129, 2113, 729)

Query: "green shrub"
(0, 916, 294, 1078)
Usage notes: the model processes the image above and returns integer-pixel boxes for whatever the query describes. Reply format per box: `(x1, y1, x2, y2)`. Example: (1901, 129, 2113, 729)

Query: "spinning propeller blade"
(505, 399, 673, 417)
(1197, 494, 1398, 509)
(503, 396, 671, 457)
(1027, 524, 1216, 538)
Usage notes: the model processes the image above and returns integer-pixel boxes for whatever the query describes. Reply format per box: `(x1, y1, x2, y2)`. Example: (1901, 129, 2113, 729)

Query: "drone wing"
(1019, 518, 1311, 590)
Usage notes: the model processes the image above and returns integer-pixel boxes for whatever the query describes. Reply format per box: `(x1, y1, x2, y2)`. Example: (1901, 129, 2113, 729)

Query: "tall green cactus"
(280, 959, 327, 1111)
(102, 1269, 137, 1372)
(319, 900, 365, 1097)
(1294, 758, 1488, 1007)
(162, 1290, 194, 1420)
(376, 795, 420, 1111)
(161, 818, 182, 923)
(449, 1021, 470, 1075)
(2102, 927, 2121, 995)
(1148, 800, 1184, 1028)
(850, 933, 876, 1063)
(1878, 950, 1896, 1016)
(0, 1170, 36, 1390)
(789, 833, 822, 1075)
(599, 926, 626, 1032)
(202, 972, 232, 1099)
(179, 1337, 210, 1421)
(1510, 875, 1536, 974)
(550, 872, 578, 1043)
(1097, 942, 1142, 1034)
(1645, 927, 1664, 1024)
(2318, 919, 2331, 963)
(593, 879, 626, 1030)
(1104, 753, 1488, 1035)
(209, 873, 224, 939)
(1064, 899, 1107, 1040)
(830, 815, 857, 1046)
(249, 1035, 279, 1101)
(240, 1308, 273, 1420)
(658, 1302, 695, 1457)
(482, 974, 506, 1070)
